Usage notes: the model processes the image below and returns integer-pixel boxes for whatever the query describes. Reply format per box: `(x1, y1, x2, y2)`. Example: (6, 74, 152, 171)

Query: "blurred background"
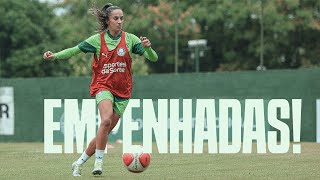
(1, 0, 320, 78)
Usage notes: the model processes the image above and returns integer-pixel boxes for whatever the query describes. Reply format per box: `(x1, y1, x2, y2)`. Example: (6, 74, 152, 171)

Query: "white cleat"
(92, 161, 103, 176)
(72, 161, 82, 177)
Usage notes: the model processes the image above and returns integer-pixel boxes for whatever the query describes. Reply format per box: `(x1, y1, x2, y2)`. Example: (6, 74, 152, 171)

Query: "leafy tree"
(2, 0, 320, 77)
(189, 0, 320, 71)
(0, 0, 71, 77)
(123, 0, 199, 73)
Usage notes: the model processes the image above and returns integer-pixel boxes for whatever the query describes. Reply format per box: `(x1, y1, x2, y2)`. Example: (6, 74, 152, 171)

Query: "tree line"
(0, 0, 319, 78)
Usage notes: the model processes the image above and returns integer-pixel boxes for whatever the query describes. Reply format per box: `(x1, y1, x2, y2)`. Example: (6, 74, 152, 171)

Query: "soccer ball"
(122, 145, 151, 173)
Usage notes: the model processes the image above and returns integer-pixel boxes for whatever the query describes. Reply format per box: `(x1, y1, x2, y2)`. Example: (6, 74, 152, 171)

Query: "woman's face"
(107, 9, 124, 33)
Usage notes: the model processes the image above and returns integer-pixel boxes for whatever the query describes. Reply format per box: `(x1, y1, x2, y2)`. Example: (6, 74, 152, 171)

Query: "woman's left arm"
(140, 36, 158, 62)
(143, 47, 158, 62)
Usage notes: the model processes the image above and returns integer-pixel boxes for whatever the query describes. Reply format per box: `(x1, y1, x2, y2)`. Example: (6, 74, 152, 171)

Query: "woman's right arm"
(43, 34, 99, 60)
(43, 46, 82, 60)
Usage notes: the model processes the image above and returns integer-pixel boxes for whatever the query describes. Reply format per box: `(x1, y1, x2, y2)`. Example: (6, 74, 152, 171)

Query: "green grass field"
(0, 143, 319, 180)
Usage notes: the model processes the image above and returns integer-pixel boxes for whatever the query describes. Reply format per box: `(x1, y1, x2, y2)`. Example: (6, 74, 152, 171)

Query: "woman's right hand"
(43, 51, 55, 60)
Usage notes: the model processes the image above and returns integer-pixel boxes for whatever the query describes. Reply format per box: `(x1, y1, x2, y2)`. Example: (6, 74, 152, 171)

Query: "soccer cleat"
(92, 161, 103, 176)
(72, 161, 82, 177)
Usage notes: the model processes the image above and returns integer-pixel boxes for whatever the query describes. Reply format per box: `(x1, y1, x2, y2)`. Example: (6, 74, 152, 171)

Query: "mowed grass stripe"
(0, 143, 319, 180)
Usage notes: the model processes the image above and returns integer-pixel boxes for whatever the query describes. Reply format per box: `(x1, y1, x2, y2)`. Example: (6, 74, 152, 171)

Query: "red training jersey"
(90, 31, 132, 98)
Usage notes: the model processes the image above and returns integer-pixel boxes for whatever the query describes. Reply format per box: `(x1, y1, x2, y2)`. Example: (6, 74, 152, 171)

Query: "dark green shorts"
(95, 90, 129, 116)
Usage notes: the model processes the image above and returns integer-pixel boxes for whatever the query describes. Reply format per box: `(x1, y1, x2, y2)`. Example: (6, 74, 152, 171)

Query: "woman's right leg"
(72, 105, 120, 176)
(86, 112, 121, 156)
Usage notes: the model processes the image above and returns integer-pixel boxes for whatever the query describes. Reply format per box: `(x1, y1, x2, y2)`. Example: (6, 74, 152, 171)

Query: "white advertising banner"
(0, 87, 14, 135)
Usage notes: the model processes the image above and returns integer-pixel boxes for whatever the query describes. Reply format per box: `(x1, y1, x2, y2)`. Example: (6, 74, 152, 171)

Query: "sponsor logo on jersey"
(101, 62, 127, 74)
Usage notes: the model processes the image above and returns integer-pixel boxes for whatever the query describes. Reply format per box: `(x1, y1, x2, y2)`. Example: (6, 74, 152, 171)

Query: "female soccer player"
(43, 3, 158, 177)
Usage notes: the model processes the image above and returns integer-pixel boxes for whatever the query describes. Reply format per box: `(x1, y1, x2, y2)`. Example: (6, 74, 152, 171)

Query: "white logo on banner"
(0, 87, 14, 135)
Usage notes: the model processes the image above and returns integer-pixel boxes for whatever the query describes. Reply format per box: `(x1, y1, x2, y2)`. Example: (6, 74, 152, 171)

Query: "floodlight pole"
(260, 0, 264, 66)
(174, 0, 179, 74)
(195, 47, 200, 72)
(0, 49, 2, 78)
(86, 0, 89, 35)
(259, 0, 265, 70)
(188, 39, 207, 73)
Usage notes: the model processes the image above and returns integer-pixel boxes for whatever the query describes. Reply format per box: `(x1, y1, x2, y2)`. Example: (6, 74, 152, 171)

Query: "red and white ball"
(122, 145, 151, 173)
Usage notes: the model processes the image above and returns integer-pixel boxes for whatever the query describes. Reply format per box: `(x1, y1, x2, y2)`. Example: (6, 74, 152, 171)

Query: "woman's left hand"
(140, 36, 152, 48)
